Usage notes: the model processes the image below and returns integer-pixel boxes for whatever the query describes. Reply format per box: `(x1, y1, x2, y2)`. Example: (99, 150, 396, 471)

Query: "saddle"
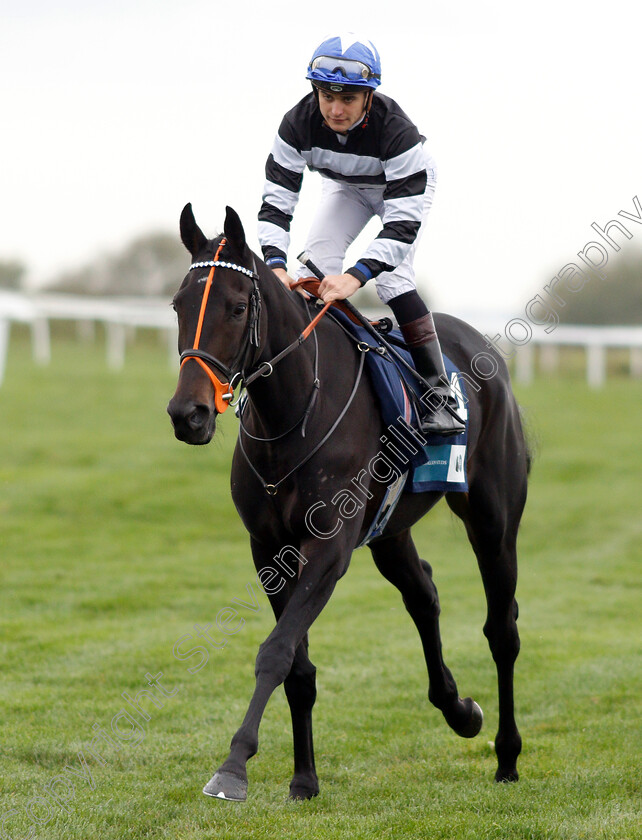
(291, 283, 470, 495)
(291, 277, 440, 428)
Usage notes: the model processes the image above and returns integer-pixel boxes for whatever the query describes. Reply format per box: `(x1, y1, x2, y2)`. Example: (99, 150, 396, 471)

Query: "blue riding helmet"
(306, 33, 381, 92)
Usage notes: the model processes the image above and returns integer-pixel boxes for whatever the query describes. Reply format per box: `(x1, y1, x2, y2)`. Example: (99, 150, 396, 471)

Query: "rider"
(258, 33, 464, 436)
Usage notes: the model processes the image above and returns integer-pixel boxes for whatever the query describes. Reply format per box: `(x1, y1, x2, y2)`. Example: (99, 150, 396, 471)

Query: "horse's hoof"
(459, 698, 484, 738)
(445, 697, 484, 738)
(289, 782, 319, 800)
(203, 770, 248, 802)
(495, 768, 519, 783)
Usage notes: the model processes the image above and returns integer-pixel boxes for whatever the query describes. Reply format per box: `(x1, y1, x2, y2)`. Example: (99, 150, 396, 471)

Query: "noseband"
(179, 239, 262, 413)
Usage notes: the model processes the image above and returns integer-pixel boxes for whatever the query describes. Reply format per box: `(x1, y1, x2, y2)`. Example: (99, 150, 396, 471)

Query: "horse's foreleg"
(203, 539, 346, 802)
(250, 539, 319, 799)
(370, 530, 484, 738)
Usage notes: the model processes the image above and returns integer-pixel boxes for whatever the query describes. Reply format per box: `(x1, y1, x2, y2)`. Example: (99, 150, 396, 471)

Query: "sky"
(2, 0, 641, 316)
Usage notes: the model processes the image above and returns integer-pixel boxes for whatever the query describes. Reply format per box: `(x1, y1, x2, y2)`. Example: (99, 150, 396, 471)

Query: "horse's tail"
(518, 404, 537, 476)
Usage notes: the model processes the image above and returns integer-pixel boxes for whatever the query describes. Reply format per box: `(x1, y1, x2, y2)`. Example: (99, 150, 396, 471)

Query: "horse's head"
(167, 204, 263, 444)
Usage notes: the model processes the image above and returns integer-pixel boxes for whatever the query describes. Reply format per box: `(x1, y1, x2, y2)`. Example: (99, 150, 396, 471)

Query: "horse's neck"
(263, 270, 311, 350)
(246, 268, 318, 425)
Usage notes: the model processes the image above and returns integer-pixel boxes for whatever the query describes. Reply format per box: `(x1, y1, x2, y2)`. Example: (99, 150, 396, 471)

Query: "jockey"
(258, 33, 464, 436)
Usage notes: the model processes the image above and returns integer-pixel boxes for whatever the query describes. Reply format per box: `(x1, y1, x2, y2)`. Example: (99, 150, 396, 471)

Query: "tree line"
(1, 237, 640, 325)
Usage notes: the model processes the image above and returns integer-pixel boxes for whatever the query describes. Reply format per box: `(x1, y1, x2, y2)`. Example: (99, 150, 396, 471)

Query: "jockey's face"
(317, 89, 369, 134)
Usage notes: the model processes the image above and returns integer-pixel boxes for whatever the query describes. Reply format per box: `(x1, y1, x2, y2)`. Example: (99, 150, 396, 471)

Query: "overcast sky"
(2, 0, 641, 315)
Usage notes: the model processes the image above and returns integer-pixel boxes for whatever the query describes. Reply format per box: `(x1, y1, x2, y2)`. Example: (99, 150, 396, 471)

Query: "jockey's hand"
(272, 268, 310, 297)
(318, 273, 361, 303)
(272, 267, 295, 288)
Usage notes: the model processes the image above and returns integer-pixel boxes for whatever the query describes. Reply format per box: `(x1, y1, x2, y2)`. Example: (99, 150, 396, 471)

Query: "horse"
(167, 204, 530, 802)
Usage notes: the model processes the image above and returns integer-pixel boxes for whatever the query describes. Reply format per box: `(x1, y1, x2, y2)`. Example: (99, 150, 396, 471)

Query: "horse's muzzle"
(166, 398, 216, 445)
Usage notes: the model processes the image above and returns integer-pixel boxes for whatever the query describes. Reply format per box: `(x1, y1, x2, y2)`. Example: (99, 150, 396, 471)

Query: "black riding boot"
(399, 314, 465, 437)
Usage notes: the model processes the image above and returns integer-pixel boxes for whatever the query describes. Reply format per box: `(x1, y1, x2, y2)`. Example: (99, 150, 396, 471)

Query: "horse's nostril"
(187, 404, 210, 430)
(167, 399, 211, 433)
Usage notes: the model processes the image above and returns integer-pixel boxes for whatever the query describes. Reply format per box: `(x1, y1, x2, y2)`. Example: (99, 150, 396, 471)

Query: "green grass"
(1, 327, 641, 839)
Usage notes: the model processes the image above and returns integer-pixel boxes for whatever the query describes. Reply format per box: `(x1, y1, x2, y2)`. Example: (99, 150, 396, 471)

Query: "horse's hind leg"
(447, 463, 526, 782)
(370, 530, 483, 738)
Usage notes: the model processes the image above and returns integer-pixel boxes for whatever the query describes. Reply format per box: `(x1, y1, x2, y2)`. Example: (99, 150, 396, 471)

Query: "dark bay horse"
(167, 204, 530, 801)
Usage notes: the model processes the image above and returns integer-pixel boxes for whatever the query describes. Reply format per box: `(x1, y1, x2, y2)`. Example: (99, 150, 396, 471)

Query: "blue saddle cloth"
(330, 310, 469, 495)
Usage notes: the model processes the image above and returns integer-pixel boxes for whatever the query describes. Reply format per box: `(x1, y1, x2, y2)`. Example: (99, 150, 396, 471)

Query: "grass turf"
(0, 326, 640, 839)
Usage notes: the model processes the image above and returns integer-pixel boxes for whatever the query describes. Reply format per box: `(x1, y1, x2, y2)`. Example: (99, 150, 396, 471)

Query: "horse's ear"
(180, 203, 208, 256)
(223, 206, 246, 254)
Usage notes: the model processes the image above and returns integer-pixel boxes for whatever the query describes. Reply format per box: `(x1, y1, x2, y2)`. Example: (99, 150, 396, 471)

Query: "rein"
(236, 281, 371, 495)
(241, 283, 331, 388)
(238, 347, 367, 496)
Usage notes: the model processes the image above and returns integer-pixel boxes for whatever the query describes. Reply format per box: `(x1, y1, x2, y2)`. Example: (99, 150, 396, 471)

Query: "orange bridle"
(178, 247, 337, 415)
(179, 239, 236, 414)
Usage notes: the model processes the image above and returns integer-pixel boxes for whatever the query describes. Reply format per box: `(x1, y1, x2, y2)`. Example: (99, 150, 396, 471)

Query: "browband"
(189, 260, 258, 279)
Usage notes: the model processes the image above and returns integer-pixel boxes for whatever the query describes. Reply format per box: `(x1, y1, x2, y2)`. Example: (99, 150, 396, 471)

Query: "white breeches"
(294, 149, 437, 304)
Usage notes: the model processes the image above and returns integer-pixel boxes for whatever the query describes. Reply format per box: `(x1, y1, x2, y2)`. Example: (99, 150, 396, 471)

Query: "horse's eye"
(233, 303, 247, 317)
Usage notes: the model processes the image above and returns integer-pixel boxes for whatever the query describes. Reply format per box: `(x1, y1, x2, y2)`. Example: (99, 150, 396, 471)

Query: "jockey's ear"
(179, 203, 207, 257)
(223, 206, 247, 256)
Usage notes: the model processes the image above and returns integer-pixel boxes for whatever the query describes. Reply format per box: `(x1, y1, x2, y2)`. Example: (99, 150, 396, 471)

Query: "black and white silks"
(258, 92, 432, 285)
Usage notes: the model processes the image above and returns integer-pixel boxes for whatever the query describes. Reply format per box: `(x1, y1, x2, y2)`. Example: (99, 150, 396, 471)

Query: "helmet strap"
(361, 90, 374, 130)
